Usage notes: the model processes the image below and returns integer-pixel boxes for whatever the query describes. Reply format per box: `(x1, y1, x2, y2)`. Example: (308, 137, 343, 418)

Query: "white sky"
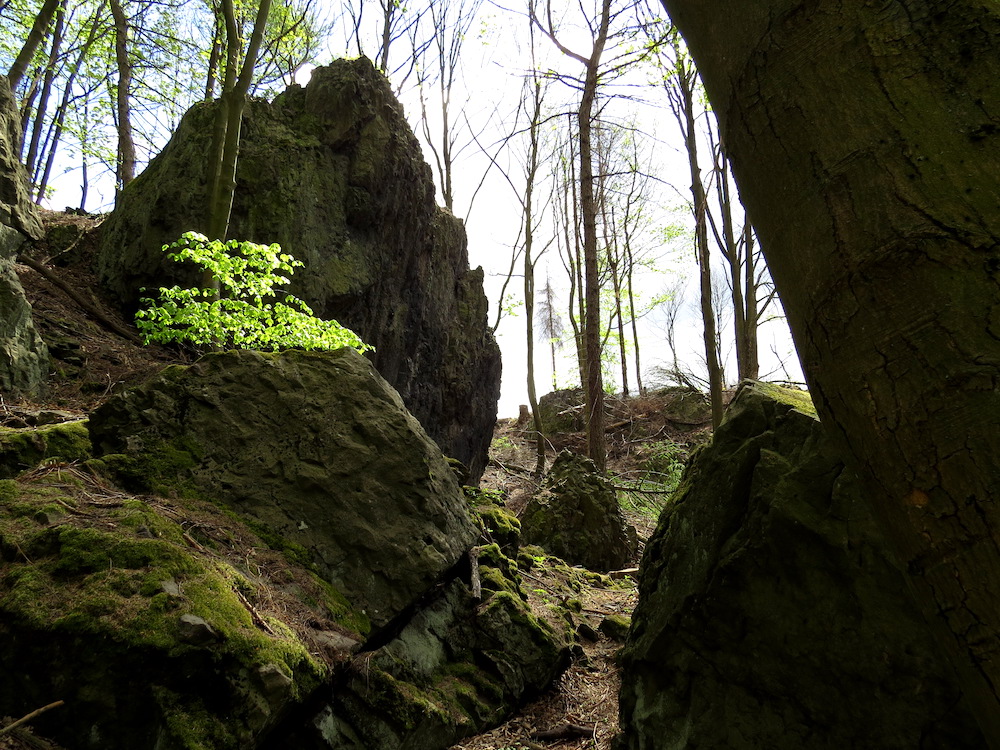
(35, 0, 804, 417)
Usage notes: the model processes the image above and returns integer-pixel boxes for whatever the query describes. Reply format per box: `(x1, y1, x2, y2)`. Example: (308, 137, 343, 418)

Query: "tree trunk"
(663, 0, 1000, 744)
(577, 0, 612, 471)
(23, 0, 64, 180)
(110, 0, 135, 194)
(6, 0, 61, 90)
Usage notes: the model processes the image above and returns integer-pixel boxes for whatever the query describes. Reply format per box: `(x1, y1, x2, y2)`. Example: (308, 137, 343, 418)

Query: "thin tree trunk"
(110, 0, 135, 193)
(676, 60, 723, 426)
(626, 243, 643, 394)
(523, 63, 546, 478)
(7, 0, 61, 89)
(665, 0, 1000, 744)
(24, 0, 65, 180)
(579, 19, 608, 469)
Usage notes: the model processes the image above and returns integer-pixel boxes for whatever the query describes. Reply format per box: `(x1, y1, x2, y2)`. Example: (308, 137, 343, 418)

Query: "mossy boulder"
(88, 348, 478, 631)
(615, 381, 983, 749)
(535, 389, 586, 433)
(96, 57, 499, 483)
(0, 470, 337, 750)
(0, 419, 91, 477)
(520, 451, 637, 572)
(276, 552, 571, 750)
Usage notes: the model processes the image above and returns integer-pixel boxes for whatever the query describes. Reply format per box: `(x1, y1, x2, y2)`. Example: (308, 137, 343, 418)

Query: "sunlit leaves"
(135, 231, 372, 353)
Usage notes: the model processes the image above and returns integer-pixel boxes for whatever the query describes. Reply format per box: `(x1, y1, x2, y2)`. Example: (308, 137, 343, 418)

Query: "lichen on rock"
(615, 381, 984, 749)
(88, 347, 478, 632)
(96, 56, 499, 482)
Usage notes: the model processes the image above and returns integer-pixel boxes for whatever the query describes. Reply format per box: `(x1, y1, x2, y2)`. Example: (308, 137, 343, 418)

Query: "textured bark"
(109, 0, 135, 192)
(662, 0, 1000, 744)
(6, 0, 60, 90)
(578, 0, 612, 471)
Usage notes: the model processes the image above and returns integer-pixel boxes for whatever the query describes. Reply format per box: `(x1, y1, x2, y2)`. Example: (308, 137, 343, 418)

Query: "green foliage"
(136, 232, 371, 353)
(616, 438, 688, 519)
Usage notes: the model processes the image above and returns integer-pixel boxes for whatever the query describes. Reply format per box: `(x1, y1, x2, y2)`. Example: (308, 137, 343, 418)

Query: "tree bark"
(110, 0, 136, 194)
(663, 0, 1000, 744)
(578, 0, 612, 470)
(6, 0, 61, 90)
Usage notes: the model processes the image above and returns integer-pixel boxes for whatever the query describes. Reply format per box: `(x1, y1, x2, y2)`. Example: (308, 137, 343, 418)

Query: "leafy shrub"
(136, 232, 370, 353)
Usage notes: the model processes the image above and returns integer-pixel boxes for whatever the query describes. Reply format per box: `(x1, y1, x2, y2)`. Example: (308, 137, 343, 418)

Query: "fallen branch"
(234, 587, 276, 635)
(17, 255, 141, 344)
(468, 546, 482, 600)
(0, 700, 65, 736)
(611, 483, 674, 496)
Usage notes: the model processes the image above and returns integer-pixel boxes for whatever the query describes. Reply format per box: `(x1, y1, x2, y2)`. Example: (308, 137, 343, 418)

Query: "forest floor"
(1, 210, 713, 749)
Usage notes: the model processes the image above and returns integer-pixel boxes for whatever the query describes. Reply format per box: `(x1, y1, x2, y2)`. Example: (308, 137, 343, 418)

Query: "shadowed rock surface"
(1, 350, 569, 750)
(0, 76, 47, 395)
(96, 57, 500, 483)
(616, 382, 983, 749)
(520, 451, 637, 572)
(88, 348, 478, 631)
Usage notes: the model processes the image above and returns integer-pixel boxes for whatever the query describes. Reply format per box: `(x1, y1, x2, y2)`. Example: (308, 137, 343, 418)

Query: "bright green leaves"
(135, 231, 371, 353)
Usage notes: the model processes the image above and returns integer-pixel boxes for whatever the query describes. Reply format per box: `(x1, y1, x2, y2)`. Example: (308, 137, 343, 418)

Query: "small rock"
(577, 621, 600, 642)
(314, 630, 361, 653)
(160, 579, 181, 596)
(598, 614, 631, 642)
(257, 663, 293, 704)
(178, 614, 217, 645)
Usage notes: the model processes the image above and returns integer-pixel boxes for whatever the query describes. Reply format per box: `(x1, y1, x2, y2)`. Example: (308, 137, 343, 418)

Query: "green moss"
(0, 478, 18, 502)
(360, 667, 452, 731)
(476, 505, 521, 553)
(152, 686, 236, 750)
(0, 477, 326, 686)
(0, 421, 92, 478)
(753, 382, 816, 418)
(599, 613, 632, 641)
(91, 442, 202, 497)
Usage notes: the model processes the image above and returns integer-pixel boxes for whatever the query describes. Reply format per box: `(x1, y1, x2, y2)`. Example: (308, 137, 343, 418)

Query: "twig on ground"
(0, 701, 65, 736)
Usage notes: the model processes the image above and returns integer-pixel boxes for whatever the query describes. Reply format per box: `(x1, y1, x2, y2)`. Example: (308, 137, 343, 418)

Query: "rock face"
(89, 348, 478, 631)
(521, 451, 637, 572)
(616, 382, 983, 749)
(0, 77, 47, 395)
(96, 57, 499, 482)
(1, 351, 568, 750)
(280, 569, 570, 750)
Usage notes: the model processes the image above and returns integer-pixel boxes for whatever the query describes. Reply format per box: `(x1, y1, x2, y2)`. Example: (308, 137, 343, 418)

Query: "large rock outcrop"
(1, 350, 568, 750)
(96, 58, 499, 482)
(616, 382, 983, 749)
(89, 348, 477, 631)
(0, 77, 47, 395)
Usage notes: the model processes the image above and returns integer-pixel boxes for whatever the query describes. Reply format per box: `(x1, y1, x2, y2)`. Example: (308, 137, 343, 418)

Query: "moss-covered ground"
(0, 461, 367, 749)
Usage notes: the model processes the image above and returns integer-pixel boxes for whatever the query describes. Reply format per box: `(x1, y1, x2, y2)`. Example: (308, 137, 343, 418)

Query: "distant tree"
(657, 30, 723, 426)
(416, 0, 483, 211)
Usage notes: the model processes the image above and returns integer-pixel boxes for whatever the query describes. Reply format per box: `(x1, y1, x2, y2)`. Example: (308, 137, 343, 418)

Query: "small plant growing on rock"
(136, 232, 371, 353)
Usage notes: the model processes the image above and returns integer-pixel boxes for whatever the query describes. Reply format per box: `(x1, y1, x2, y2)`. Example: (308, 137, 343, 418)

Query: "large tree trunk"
(662, 0, 1000, 744)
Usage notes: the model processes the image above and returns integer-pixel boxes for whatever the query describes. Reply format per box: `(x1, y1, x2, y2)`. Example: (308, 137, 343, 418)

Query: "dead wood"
(17, 255, 141, 345)
(0, 702, 64, 737)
